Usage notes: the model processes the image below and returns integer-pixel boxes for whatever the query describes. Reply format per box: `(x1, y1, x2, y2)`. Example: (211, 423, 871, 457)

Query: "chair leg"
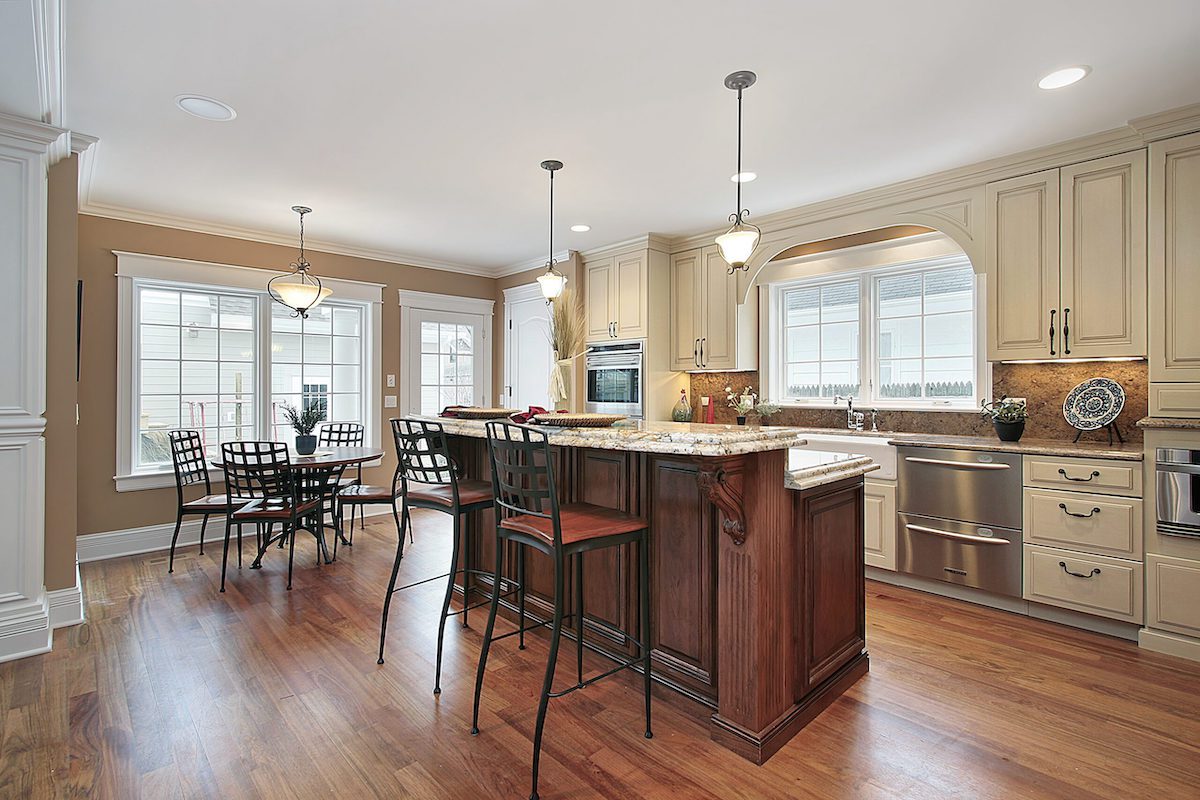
(167, 512, 183, 574)
(286, 522, 297, 590)
(219, 517, 232, 593)
(530, 556, 565, 800)
(575, 552, 584, 688)
(405, 504, 413, 543)
(518, 544, 527, 651)
(331, 503, 341, 562)
(434, 510, 463, 695)
(377, 502, 409, 665)
(198, 515, 209, 556)
(470, 535, 505, 735)
(462, 511, 472, 629)
(639, 536, 653, 739)
(236, 523, 243, 569)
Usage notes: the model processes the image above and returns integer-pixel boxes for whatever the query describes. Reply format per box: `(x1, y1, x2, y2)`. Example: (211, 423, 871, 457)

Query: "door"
(1059, 151, 1147, 358)
(613, 251, 648, 339)
(985, 169, 1061, 360)
(1150, 132, 1200, 383)
(670, 249, 702, 370)
(406, 309, 486, 415)
(585, 257, 614, 341)
(503, 288, 553, 410)
(699, 245, 738, 369)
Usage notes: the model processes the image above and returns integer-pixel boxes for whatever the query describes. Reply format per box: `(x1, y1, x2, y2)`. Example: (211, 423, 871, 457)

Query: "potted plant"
(754, 401, 781, 424)
(981, 397, 1028, 442)
(726, 385, 758, 425)
(281, 402, 326, 455)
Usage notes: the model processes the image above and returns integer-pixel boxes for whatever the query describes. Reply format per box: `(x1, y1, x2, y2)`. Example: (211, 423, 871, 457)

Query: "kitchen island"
(419, 417, 878, 762)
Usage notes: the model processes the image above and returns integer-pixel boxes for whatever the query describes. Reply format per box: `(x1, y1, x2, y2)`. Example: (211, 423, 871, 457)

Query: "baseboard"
(77, 506, 395, 563)
(1138, 628, 1200, 662)
(48, 563, 84, 629)
(0, 592, 51, 664)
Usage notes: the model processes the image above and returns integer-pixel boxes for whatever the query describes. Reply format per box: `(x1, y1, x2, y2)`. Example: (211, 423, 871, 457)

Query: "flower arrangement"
(726, 385, 757, 417)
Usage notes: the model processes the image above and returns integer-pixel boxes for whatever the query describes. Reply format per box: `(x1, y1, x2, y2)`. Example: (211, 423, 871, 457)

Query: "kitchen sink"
(793, 432, 898, 480)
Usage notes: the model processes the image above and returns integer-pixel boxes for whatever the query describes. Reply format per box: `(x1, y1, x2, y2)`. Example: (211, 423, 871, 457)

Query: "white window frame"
(398, 289, 494, 415)
(765, 253, 989, 412)
(115, 251, 384, 492)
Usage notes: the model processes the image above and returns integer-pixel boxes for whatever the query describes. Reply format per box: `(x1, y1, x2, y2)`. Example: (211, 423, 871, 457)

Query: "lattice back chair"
(319, 422, 366, 543)
(166, 430, 246, 574)
(473, 421, 653, 800)
(377, 418, 497, 697)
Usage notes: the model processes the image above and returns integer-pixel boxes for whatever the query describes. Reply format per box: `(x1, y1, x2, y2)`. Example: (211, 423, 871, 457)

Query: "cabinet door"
(1059, 152, 1147, 358)
(584, 257, 614, 341)
(863, 478, 897, 571)
(985, 170, 1061, 360)
(613, 251, 648, 339)
(1146, 553, 1200, 638)
(699, 245, 739, 370)
(670, 249, 702, 370)
(1150, 132, 1200, 383)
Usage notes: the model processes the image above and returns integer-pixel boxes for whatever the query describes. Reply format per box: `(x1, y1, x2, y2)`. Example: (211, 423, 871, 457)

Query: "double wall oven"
(585, 339, 643, 418)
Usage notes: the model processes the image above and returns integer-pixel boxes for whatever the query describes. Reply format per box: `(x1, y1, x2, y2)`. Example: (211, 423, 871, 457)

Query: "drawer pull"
(1057, 468, 1101, 482)
(905, 523, 1010, 545)
(1058, 503, 1101, 519)
(1059, 561, 1101, 579)
(904, 457, 1011, 470)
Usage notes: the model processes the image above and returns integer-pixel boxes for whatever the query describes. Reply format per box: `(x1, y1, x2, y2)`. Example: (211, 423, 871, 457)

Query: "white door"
(407, 308, 487, 415)
(504, 285, 553, 409)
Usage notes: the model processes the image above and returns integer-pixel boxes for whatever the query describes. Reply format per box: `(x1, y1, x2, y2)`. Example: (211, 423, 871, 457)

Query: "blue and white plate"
(1063, 378, 1125, 431)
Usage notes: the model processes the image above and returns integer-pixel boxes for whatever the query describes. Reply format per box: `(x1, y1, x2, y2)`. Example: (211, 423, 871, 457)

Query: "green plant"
(280, 402, 325, 436)
(755, 402, 781, 418)
(980, 397, 1028, 423)
(548, 287, 585, 359)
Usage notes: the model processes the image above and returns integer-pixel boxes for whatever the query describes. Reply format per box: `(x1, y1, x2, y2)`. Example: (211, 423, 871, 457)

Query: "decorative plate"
(532, 413, 627, 428)
(1063, 378, 1125, 431)
(453, 407, 521, 420)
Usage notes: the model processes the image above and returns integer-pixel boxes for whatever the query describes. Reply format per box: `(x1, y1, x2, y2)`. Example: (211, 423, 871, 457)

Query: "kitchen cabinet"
(863, 478, 896, 571)
(985, 151, 1147, 361)
(1145, 553, 1200, 639)
(585, 251, 648, 341)
(1149, 131, 1200, 415)
(670, 245, 741, 370)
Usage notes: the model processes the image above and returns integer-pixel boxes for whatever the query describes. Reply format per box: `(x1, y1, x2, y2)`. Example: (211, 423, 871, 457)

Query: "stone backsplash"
(687, 360, 1148, 443)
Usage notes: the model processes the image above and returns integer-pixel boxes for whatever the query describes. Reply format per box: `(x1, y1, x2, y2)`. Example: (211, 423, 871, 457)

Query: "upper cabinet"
(669, 245, 744, 370)
(985, 151, 1147, 361)
(585, 251, 649, 341)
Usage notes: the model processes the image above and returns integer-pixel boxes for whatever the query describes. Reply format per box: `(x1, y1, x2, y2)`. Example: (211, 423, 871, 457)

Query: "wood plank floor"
(3, 511, 1199, 799)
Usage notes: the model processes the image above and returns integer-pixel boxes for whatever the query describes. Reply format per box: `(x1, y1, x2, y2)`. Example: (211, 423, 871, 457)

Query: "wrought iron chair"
(167, 430, 250, 574)
(376, 418, 502, 696)
(319, 422, 366, 544)
(472, 421, 652, 800)
(220, 441, 344, 592)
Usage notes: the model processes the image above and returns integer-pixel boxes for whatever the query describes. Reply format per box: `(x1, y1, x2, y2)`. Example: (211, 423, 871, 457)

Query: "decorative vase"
(295, 434, 317, 455)
(736, 415, 747, 426)
(553, 358, 575, 412)
(992, 420, 1025, 442)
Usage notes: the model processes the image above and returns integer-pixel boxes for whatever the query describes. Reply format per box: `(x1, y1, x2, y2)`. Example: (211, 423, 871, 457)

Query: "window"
(270, 303, 365, 439)
(419, 319, 477, 415)
(770, 256, 984, 409)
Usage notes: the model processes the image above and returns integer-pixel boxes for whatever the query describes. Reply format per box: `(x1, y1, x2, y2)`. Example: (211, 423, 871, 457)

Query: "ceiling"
(63, 0, 1200, 274)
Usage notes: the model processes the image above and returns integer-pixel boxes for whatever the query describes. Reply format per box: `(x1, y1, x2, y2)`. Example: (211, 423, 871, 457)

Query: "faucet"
(834, 395, 864, 432)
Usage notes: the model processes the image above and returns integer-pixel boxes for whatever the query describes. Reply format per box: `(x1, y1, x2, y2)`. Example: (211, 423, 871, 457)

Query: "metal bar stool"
(377, 418, 511, 696)
(166, 430, 249, 574)
(319, 422, 366, 544)
(472, 421, 652, 800)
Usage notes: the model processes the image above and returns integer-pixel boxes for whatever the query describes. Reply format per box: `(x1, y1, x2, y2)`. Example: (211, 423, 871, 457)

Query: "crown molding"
(496, 248, 573, 278)
(1129, 102, 1200, 142)
(31, 0, 64, 126)
(0, 111, 67, 148)
(578, 233, 672, 262)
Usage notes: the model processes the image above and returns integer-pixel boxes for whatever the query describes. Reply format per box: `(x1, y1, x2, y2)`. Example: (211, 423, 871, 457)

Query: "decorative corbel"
(696, 459, 746, 545)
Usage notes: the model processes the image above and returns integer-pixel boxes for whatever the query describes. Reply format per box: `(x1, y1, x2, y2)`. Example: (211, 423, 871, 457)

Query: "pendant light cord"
(548, 168, 555, 266)
(735, 87, 743, 222)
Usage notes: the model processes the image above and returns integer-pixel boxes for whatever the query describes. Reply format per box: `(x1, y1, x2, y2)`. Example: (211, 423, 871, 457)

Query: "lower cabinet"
(1023, 544, 1143, 623)
(863, 478, 896, 571)
(1145, 553, 1200, 638)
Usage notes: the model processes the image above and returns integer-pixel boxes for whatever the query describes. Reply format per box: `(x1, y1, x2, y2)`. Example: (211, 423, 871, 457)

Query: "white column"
(0, 112, 64, 662)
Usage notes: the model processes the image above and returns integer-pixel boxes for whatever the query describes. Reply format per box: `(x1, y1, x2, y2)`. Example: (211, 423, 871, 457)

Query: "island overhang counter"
(413, 417, 878, 763)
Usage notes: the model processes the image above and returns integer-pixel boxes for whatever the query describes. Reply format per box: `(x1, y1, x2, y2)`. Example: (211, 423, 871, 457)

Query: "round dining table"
(210, 445, 386, 564)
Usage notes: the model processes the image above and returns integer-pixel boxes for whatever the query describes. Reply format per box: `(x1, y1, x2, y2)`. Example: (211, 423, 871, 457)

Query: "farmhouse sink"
(793, 431, 898, 480)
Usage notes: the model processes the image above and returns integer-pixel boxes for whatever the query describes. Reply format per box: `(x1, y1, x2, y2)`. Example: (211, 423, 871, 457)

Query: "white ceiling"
(64, 0, 1200, 273)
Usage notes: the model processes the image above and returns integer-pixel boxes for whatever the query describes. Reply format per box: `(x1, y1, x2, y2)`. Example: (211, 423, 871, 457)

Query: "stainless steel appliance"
(1156, 448, 1200, 538)
(897, 446, 1023, 597)
(585, 339, 643, 418)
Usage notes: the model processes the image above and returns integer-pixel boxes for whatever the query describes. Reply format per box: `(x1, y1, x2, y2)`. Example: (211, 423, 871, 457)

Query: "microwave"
(585, 339, 643, 418)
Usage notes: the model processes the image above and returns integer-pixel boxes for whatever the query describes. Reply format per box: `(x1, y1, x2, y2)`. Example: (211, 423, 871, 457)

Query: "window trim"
(115, 251, 383, 492)
(764, 253, 990, 412)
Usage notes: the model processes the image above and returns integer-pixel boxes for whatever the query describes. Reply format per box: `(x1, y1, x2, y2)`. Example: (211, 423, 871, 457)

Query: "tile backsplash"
(687, 360, 1148, 443)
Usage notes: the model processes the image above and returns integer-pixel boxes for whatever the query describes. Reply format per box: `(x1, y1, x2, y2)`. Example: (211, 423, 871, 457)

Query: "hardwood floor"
(3, 511, 1199, 799)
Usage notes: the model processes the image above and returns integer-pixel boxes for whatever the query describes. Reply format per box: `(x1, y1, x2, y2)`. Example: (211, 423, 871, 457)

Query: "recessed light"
(570, 224, 591, 232)
(1037, 66, 1090, 90)
(731, 171, 757, 183)
(175, 94, 237, 121)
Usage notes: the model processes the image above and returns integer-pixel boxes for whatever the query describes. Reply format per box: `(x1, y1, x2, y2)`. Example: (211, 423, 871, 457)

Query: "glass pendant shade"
(270, 275, 332, 315)
(538, 265, 567, 301)
(715, 219, 761, 270)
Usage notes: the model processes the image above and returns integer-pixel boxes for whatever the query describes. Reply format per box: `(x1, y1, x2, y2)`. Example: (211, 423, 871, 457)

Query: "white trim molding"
(502, 282, 545, 304)
(48, 563, 84, 629)
(397, 289, 495, 316)
(398, 290, 495, 414)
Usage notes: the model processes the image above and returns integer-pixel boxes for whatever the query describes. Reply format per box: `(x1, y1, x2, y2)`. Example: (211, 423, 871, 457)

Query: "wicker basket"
(532, 413, 627, 428)
(453, 407, 521, 420)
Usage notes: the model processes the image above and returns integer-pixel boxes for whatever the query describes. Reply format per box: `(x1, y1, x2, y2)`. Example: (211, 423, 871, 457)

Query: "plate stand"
(1072, 422, 1124, 446)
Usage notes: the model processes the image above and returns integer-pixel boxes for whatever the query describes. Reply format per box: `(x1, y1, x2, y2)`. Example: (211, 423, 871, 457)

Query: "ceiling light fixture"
(730, 171, 757, 183)
(570, 224, 591, 233)
(268, 206, 331, 318)
(715, 70, 761, 273)
(174, 94, 237, 121)
(1037, 66, 1091, 90)
(536, 160, 567, 302)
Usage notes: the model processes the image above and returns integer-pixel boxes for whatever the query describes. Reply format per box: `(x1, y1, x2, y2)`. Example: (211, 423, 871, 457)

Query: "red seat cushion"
(182, 494, 251, 512)
(338, 484, 397, 502)
(407, 479, 493, 508)
(232, 497, 322, 521)
(500, 502, 646, 546)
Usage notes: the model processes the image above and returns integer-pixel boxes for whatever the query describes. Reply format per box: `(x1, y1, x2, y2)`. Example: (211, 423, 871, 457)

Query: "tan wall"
(74, 214, 495, 536)
(45, 157, 79, 590)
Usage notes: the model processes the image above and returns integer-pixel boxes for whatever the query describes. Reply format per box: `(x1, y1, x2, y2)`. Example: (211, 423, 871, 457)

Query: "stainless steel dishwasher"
(896, 446, 1023, 597)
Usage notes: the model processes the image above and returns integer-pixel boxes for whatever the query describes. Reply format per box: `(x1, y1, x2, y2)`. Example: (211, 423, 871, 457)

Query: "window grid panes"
(781, 281, 861, 399)
(419, 321, 475, 415)
(270, 303, 364, 439)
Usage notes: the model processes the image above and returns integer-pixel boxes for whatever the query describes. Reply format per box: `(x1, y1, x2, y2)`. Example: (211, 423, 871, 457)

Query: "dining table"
(210, 445, 386, 564)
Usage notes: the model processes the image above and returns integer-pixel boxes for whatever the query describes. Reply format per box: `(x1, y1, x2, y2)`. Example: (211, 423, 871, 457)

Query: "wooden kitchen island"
(420, 417, 878, 763)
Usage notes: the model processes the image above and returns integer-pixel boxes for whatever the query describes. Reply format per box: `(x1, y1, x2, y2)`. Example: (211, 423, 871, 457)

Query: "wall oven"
(585, 339, 643, 418)
(1157, 448, 1200, 538)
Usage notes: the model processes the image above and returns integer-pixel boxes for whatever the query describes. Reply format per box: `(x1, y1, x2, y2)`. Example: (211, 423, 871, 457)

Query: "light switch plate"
(384, 395, 397, 408)
(386, 374, 396, 388)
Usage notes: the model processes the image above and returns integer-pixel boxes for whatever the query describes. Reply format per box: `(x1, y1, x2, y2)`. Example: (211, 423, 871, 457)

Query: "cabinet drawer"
(1023, 455, 1142, 496)
(1146, 553, 1200, 637)
(1149, 384, 1200, 418)
(1023, 545, 1143, 623)
(1023, 488, 1142, 558)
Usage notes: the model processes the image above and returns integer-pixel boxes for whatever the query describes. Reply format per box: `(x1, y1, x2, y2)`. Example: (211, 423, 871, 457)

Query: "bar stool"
(472, 421, 652, 800)
(376, 418, 501, 695)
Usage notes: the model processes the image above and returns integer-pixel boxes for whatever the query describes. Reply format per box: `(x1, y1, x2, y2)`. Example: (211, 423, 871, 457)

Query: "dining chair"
(220, 441, 343, 591)
(319, 422, 366, 543)
(167, 430, 249, 574)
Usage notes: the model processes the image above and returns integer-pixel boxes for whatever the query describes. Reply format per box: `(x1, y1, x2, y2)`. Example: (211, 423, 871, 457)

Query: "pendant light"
(536, 159, 567, 302)
(715, 70, 760, 273)
(268, 205, 331, 318)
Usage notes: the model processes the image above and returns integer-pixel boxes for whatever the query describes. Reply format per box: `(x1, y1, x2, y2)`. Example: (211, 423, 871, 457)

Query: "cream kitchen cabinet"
(669, 245, 741, 370)
(985, 151, 1147, 361)
(585, 251, 648, 341)
(863, 478, 897, 572)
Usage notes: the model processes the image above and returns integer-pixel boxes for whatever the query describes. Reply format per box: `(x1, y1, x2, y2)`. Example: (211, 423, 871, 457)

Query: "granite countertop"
(885, 432, 1143, 461)
(1137, 416, 1200, 430)
(785, 449, 879, 491)
(412, 416, 809, 457)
